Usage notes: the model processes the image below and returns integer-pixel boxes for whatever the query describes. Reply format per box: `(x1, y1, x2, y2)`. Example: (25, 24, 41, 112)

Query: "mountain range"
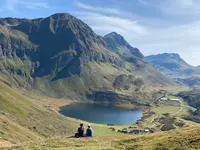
(146, 53, 200, 88)
(146, 53, 200, 77)
(0, 13, 180, 105)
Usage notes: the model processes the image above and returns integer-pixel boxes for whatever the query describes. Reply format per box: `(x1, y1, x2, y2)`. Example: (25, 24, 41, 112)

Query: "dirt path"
(151, 115, 161, 128)
(173, 107, 184, 116)
(172, 99, 184, 116)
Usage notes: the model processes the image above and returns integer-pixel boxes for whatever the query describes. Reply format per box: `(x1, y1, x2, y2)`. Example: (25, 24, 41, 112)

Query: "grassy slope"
(0, 81, 78, 143)
(0, 61, 192, 143)
(32, 62, 188, 104)
(0, 80, 120, 145)
(31, 62, 126, 99)
(4, 125, 200, 150)
(0, 70, 199, 150)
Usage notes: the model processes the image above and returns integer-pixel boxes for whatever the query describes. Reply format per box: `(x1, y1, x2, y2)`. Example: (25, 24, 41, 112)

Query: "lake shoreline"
(59, 103, 143, 125)
(41, 98, 154, 126)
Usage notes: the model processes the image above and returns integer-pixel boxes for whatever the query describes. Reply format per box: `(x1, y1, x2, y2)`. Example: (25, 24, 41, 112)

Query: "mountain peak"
(104, 32, 144, 60)
(104, 32, 125, 41)
(146, 53, 195, 76)
(169, 53, 181, 59)
(163, 53, 180, 59)
(147, 53, 182, 61)
(104, 32, 129, 48)
(49, 13, 74, 20)
(104, 32, 121, 37)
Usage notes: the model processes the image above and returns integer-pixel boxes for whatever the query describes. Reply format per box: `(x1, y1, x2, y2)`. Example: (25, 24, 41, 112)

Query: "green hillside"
(0, 80, 121, 146)
(0, 80, 78, 143)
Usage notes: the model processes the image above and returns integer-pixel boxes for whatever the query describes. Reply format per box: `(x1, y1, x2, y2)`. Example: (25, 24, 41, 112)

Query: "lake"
(59, 103, 143, 124)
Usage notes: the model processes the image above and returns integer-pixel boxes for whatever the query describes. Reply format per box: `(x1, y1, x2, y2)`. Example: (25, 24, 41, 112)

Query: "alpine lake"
(59, 103, 142, 124)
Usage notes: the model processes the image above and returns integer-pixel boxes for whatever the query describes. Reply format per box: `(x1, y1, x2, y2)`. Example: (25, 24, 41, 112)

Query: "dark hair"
(80, 123, 83, 127)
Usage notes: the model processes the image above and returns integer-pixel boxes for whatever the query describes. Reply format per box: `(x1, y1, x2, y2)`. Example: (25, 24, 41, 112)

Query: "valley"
(0, 77, 199, 149)
(0, 13, 199, 150)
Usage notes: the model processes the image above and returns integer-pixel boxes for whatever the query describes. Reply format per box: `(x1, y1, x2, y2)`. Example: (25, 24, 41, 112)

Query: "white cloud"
(76, 12, 148, 37)
(159, 0, 200, 16)
(73, 0, 200, 66)
(2, 0, 50, 12)
(75, 10, 200, 66)
(75, 1, 120, 14)
(19, 0, 50, 9)
(137, 21, 200, 66)
(4, 0, 18, 12)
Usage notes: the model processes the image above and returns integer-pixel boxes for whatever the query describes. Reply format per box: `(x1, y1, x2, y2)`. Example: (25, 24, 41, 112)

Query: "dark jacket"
(86, 127, 92, 137)
(78, 127, 84, 137)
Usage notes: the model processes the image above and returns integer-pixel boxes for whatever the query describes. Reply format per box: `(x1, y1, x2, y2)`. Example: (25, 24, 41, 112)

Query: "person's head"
(80, 123, 83, 127)
(88, 124, 91, 128)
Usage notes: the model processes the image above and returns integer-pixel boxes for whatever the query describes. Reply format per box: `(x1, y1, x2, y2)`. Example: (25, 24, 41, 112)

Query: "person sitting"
(75, 123, 84, 138)
(86, 124, 93, 137)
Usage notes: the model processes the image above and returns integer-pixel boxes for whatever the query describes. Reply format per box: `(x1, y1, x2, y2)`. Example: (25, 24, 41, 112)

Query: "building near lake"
(170, 98, 180, 101)
(160, 98, 168, 101)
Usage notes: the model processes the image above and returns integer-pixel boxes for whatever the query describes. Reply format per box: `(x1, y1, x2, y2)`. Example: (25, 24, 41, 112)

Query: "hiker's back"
(78, 127, 84, 137)
(86, 128, 92, 137)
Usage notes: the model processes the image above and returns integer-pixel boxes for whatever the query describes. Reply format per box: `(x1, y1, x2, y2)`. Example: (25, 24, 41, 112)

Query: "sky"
(0, 0, 200, 66)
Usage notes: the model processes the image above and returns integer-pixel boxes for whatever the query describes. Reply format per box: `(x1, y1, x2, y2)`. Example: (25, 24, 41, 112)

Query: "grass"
(0, 80, 122, 145)
(114, 125, 200, 150)
(138, 97, 194, 131)
(0, 115, 42, 143)
(0, 76, 200, 150)
(0, 77, 192, 143)
(0, 61, 196, 149)
(3, 125, 200, 150)
(0, 81, 78, 143)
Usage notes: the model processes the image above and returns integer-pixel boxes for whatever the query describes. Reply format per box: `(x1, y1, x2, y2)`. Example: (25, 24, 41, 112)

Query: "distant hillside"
(146, 53, 200, 88)
(178, 90, 200, 123)
(146, 53, 200, 77)
(177, 76, 200, 89)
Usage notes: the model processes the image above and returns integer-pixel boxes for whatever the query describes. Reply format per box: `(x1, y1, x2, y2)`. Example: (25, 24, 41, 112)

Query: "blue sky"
(0, 0, 200, 66)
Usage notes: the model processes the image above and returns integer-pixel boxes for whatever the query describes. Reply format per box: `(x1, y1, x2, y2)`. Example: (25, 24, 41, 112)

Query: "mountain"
(146, 53, 199, 77)
(104, 32, 144, 59)
(104, 32, 146, 68)
(0, 13, 182, 105)
(146, 53, 200, 88)
(177, 76, 200, 89)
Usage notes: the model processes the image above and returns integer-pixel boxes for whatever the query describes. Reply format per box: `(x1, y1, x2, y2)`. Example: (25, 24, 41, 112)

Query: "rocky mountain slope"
(146, 53, 200, 77)
(146, 53, 200, 88)
(0, 13, 181, 105)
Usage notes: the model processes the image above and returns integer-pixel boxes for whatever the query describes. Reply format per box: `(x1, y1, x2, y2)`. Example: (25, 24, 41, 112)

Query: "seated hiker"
(86, 124, 93, 137)
(75, 123, 84, 138)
